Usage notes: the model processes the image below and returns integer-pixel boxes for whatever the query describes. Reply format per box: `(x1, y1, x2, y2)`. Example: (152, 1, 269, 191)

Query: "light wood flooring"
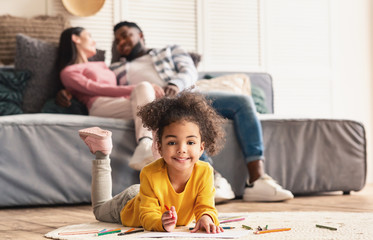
(0, 184, 372, 240)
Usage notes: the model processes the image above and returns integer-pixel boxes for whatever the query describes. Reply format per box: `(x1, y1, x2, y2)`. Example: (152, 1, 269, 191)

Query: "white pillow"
(196, 73, 251, 96)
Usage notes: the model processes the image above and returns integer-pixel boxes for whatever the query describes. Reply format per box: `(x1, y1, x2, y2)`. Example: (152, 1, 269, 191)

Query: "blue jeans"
(200, 92, 264, 164)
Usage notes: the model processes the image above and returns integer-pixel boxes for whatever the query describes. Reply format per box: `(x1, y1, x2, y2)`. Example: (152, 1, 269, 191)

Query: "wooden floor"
(1, 184, 372, 240)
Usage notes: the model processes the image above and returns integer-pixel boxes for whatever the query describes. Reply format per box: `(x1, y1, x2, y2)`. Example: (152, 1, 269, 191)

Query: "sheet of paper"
(138, 230, 249, 238)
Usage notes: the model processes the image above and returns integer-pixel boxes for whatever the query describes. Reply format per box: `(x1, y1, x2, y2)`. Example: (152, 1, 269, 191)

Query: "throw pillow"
(0, 14, 69, 65)
(196, 73, 252, 96)
(0, 69, 31, 115)
(15, 34, 61, 113)
(197, 73, 268, 114)
(251, 86, 268, 114)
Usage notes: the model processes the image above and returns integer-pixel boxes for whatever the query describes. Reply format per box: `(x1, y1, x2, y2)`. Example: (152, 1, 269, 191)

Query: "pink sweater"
(60, 62, 134, 109)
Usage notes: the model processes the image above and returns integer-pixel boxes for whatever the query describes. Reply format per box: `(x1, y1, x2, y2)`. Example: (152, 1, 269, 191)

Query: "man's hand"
(55, 89, 73, 108)
(152, 84, 165, 99)
(162, 206, 177, 232)
(164, 84, 179, 97)
(190, 215, 223, 234)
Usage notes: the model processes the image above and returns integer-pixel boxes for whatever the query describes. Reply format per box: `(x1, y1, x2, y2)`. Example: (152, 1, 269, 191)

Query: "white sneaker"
(129, 138, 154, 170)
(243, 174, 294, 202)
(214, 172, 235, 203)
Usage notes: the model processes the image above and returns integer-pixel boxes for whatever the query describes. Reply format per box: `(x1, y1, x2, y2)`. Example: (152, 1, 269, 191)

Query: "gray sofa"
(0, 72, 367, 207)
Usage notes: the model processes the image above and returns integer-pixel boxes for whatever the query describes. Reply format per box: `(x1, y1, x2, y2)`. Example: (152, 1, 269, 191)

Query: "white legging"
(89, 81, 155, 142)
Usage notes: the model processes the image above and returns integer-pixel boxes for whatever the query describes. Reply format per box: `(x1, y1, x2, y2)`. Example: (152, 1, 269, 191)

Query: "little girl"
(79, 91, 226, 233)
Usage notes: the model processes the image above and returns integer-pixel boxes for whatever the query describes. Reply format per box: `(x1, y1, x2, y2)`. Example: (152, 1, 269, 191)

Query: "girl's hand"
(162, 206, 177, 232)
(190, 215, 223, 234)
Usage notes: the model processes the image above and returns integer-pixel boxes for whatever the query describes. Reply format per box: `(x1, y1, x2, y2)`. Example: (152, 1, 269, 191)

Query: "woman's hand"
(164, 84, 179, 97)
(162, 206, 177, 232)
(55, 89, 73, 107)
(190, 215, 223, 234)
(152, 84, 165, 99)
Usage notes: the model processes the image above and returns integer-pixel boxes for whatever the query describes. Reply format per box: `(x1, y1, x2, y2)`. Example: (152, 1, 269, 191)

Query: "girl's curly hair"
(137, 91, 226, 156)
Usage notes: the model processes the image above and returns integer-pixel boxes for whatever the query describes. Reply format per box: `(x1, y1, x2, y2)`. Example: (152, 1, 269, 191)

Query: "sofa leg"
(343, 191, 351, 195)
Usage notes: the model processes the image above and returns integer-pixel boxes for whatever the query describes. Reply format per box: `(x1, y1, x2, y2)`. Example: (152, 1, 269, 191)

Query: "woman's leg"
(88, 92, 155, 170)
(128, 82, 156, 170)
(89, 96, 132, 119)
(130, 81, 155, 141)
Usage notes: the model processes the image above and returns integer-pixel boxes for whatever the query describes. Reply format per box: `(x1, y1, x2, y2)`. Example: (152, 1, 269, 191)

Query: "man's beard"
(125, 42, 144, 61)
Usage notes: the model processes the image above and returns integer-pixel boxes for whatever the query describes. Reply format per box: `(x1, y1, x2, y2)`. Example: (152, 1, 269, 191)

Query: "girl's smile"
(159, 120, 205, 174)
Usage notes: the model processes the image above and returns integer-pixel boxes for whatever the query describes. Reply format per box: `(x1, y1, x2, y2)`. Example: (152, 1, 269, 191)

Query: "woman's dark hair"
(56, 27, 85, 73)
(137, 91, 226, 156)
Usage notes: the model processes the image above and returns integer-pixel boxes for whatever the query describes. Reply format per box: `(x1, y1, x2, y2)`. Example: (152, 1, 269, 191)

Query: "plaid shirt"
(110, 45, 197, 91)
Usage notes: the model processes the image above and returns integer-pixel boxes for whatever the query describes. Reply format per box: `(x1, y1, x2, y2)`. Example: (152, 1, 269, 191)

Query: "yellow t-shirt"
(120, 158, 219, 231)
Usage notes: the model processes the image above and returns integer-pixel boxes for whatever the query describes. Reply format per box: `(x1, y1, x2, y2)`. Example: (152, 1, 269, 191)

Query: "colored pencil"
(316, 224, 337, 231)
(220, 217, 245, 223)
(242, 224, 252, 230)
(97, 228, 121, 236)
(117, 229, 145, 236)
(165, 205, 170, 211)
(189, 226, 235, 230)
(58, 230, 99, 235)
(99, 228, 121, 234)
(254, 227, 291, 234)
(124, 228, 135, 233)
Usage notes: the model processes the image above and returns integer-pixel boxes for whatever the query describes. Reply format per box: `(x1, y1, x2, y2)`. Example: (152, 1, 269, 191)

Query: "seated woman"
(57, 27, 157, 169)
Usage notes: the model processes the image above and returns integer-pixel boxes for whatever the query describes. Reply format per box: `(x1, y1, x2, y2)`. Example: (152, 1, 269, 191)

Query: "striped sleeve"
(152, 45, 198, 91)
(109, 59, 128, 86)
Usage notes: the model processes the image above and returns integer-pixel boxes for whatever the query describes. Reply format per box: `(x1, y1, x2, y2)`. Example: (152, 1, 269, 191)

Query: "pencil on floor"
(220, 217, 245, 223)
(124, 228, 135, 233)
(253, 227, 291, 234)
(58, 230, 99, 235)
(316, 224, 337, 231)
(117, 229, 145, 236)
(97, 228, 121, 236)
(242, 224, 252, 230)
(188, 226, 235, 230)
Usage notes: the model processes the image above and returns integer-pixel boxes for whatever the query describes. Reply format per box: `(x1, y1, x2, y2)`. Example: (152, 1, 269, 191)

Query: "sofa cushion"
(0, 14, 69, 65)
(15, 34, 62, 113)
(0, 69, 30, 115)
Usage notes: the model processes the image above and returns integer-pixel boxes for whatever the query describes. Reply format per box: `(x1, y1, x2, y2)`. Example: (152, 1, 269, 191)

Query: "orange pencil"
(164, 205, 175, 219)
(254, 227, 291, 234)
